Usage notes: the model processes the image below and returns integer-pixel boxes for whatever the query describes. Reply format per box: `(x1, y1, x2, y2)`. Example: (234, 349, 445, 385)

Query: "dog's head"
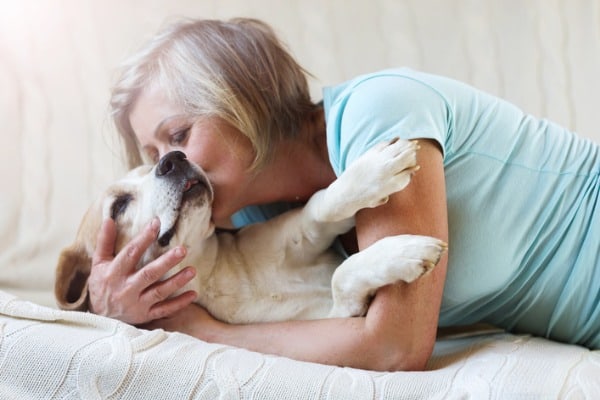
(55, 151, 214, 310)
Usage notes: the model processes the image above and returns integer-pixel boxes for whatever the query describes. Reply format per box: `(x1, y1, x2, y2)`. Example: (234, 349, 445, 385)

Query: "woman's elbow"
(390, 349, 432, 372)
(376, 344, 433, 372)
(363, 329, 435, 372)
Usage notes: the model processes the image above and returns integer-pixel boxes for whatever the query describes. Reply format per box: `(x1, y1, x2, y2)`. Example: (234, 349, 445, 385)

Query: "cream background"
(0, 0, 599, 308)
(1, 2, 600, 398)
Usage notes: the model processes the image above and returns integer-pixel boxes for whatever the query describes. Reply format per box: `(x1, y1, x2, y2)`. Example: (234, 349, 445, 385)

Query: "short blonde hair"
(110, 18, 316, 169)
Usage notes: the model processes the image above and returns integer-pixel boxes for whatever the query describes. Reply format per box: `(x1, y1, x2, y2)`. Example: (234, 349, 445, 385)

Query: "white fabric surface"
(1, 1, 600, 398)
(2, 291, 599, 399)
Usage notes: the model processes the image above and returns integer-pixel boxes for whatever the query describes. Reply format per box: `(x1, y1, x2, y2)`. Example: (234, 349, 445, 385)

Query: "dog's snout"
(156, 151, 187, 177)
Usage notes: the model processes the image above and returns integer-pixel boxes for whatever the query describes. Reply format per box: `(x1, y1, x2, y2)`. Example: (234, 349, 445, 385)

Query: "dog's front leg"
(328, 235, 447, 318)
(295, 138, 420, 256)
(314, 138, 419, 223)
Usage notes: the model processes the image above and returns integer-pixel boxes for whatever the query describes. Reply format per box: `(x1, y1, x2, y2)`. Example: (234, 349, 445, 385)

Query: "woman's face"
(128, 86, 257, 224)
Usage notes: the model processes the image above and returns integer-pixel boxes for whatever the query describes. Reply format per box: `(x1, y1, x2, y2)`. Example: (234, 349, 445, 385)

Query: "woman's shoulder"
(324, 67, 464, 101)
(324, 68, 422, 103)
(323, 68, 452, 175)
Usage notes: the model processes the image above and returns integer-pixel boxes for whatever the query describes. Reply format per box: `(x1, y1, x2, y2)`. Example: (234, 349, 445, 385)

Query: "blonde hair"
(110, 18, 316, 169)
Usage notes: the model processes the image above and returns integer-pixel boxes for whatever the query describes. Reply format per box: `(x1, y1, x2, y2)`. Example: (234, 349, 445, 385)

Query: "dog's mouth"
(157, 176, 212, 247)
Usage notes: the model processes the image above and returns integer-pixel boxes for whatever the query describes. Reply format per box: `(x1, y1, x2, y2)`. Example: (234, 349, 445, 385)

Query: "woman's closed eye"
(169, 127, 190, 147)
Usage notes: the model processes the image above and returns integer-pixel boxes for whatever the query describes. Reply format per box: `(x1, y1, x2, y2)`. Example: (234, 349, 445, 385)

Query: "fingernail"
(184, 267, 196, 279)
(150, 218, 160, 231)
(174, 246, 186, 258)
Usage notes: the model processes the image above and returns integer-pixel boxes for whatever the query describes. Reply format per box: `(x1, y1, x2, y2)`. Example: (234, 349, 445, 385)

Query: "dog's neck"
(183, 233, 219, 278)
(188, 229, 262, 286)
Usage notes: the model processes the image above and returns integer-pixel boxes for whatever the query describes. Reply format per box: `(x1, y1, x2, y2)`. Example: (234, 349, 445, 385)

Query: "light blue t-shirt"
(233, 68, 600, 349)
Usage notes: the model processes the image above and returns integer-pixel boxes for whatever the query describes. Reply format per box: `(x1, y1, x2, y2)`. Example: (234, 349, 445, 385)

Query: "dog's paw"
(328, 234, 446, 318)
(390, 235, 447, 282)
(360, 234, 447, 284)
(344, 138, 420, 209)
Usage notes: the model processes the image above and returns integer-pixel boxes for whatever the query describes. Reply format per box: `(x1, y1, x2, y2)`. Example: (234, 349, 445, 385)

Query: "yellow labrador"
(55, 139, 446, 323)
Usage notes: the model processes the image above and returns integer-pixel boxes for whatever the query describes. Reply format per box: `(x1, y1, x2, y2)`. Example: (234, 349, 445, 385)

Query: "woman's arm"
(352, 139, 448, 369)
(146, 140, 448, 371)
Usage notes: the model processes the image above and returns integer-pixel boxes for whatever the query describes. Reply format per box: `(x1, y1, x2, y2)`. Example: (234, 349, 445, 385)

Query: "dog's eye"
(110, 194, 132, 220)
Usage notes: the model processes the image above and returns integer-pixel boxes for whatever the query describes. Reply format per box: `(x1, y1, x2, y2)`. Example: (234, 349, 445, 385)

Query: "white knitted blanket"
(1, 291, 598, 399)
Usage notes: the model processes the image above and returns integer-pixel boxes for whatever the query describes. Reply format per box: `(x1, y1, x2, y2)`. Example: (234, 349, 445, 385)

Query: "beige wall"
(1, 0, 599, 306)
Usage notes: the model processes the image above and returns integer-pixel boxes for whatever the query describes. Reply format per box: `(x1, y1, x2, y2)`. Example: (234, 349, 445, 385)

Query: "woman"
(88, 18, 600, 371)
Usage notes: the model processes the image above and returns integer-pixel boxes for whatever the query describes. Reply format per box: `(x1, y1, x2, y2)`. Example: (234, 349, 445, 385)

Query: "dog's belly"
(220, 287, 334, 324)
(194, 250, 343, 324)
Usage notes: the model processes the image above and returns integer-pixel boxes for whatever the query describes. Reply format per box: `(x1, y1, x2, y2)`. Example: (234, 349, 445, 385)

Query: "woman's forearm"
(194, 259, 446, 372)
(208, 315, 376, 368)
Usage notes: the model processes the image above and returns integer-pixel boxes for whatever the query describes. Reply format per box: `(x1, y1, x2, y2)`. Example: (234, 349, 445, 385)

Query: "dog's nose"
(156, 151, 187, 177)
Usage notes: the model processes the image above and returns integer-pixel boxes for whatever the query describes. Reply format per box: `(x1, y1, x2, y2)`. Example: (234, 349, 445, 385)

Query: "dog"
(55, 138, 446, 323)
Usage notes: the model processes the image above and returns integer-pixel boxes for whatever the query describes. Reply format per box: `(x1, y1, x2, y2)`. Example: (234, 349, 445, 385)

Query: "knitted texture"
(1, 291, 598, 399)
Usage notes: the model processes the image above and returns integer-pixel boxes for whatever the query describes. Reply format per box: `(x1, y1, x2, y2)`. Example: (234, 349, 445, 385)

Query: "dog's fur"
(55, 138, 446, 323)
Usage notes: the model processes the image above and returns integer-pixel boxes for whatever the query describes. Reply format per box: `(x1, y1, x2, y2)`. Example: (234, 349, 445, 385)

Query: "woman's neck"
(266, 107, 335, 203)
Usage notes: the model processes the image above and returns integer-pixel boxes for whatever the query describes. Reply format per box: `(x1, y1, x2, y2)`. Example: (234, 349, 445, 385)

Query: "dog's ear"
(54, 245, 92, 311)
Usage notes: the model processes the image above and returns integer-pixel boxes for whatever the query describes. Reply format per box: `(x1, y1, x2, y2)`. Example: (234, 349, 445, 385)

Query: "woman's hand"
(88, 217, 198, 325)
(141, 303, 221, 337)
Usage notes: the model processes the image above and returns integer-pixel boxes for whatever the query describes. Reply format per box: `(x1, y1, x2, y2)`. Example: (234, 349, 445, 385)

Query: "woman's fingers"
(111, 218, 161, 275)
(141, 265, 198, 320)
(131, 245, 188, 290)
(92, 218, 118, 264)
(133, 246, 197, 321)
(88, 217, 199, 324)
(147, 288, 198, 321)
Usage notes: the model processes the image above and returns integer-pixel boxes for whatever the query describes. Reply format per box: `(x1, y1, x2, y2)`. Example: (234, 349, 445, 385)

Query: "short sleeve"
(324, 73, 451, 175)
